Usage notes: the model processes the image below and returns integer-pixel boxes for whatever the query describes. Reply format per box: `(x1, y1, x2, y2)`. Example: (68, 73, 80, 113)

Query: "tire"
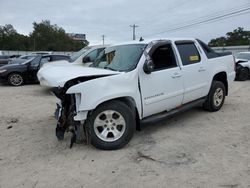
(203, 81, 226, 112)
(85, 100, 135, 150)
(236, 67, 249, 81)
(8, 73, 24, 86)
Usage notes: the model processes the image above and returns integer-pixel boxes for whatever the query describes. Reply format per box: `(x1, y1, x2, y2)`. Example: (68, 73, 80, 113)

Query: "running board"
(141, 98, 206, 124)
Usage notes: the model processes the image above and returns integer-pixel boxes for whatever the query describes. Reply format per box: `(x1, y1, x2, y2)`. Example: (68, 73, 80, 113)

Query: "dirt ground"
(0, 81, 249, 188)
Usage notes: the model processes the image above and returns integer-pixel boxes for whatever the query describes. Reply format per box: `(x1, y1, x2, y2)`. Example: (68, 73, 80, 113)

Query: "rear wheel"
(8, 73, 24, 86)
(85, 100, 135, 150)
(236, 67, 249, 81)
(203, 81, 226, 112)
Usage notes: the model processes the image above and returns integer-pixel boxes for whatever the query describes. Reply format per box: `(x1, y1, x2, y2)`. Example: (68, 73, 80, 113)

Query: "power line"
(130, 24, 139, 40)
(166, 7, 250, 33)
(169, 10, 250, 34)
(164, 3, 250, 30)
(143, 4, 250, 38)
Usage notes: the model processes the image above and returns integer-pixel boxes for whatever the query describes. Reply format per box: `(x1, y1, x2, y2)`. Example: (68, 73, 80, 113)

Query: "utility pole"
(33, 38, 36, 51)
(130, 24, 139, 40)
(101, 35, 106, 45)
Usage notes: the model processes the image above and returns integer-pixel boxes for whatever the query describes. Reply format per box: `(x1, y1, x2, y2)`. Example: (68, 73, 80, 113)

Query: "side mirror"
(143, 59, 154, 74)
(82, 57, 91, 63)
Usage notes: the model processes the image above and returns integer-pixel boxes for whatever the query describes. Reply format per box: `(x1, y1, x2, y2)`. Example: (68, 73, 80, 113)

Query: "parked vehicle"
(31, 51, 53, 55)
(68, 45, 107, 65)
(38, 45, 107, 87)
(0, 54, 69, 86)
(0, 55, 11, 67)
(9, 54, 38, 64)
(235, 52, 250, 81)
(38, 38, 235, 150)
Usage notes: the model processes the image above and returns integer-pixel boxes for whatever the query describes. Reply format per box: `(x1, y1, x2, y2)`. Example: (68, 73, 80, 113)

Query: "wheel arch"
(7, 71, 25, 80)
(212, 71, 228, 95)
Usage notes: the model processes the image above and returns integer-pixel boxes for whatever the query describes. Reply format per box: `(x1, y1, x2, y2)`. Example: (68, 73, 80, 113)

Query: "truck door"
(139, 42, 184, 118)
(174, 41, 209, 104)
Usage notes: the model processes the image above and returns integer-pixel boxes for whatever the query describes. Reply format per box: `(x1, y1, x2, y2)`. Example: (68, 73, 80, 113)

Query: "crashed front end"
(51, 74, 115, 147)
(52, 90, 78, 147)
(51, 80, 88, 148)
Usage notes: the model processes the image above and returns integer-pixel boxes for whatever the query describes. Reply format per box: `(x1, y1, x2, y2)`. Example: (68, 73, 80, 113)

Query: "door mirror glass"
(143, 59, 154, 74)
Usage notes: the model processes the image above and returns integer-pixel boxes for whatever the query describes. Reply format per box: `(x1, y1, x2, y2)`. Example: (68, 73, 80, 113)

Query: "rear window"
(197, 39, 219, 59)
(176, 43, 201, 66)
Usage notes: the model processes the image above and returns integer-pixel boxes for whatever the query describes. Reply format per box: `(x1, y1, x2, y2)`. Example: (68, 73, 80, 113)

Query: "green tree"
(209, 27, 250, 47)
(0, 20, 89, 51)
(30, 20, 88, 51)
(0, 24, 30, 50)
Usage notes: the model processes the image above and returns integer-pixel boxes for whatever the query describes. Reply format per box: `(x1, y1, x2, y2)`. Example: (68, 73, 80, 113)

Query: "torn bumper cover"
(51, 87, 88, 147)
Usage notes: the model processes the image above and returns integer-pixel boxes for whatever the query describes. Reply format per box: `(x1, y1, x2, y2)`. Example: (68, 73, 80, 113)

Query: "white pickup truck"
(38, 38, 235, 150)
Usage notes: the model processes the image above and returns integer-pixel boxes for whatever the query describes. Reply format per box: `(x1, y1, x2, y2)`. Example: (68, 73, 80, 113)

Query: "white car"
(235, 52, 250, 81)
(38, 38, 235, 150)
(38, 45, 107, 86)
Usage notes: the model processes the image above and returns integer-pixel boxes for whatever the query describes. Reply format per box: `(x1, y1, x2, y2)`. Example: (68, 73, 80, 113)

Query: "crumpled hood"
(37, 64, 120, 87)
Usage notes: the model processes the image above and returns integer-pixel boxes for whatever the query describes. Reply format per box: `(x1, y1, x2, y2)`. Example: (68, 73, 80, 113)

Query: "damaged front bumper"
(51, 87, 88, 147)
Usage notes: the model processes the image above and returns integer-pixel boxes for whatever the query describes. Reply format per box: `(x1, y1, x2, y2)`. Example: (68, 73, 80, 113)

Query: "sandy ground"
(0, 81, 249, 188)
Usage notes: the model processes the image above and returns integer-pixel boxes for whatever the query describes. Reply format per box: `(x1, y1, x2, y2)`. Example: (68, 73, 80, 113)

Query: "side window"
(84, 49, 98, 62)
(196, 39, 219, 59)
(97, 48, 105, 56)
(151, 44, 177, 71)
(40, 56, 51, 66)
(176, 43, 201, 66)
(41, 57, 50, 64)
(30, 57, 41, 66)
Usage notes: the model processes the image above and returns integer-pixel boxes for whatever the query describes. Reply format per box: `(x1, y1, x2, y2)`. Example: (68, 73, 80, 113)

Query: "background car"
(9, 54, 38, 64)
(235, 52, 250, 81)
(0, 55, 11, 67)
(0, 54, 69, 86)
(68, 45, 107, 65)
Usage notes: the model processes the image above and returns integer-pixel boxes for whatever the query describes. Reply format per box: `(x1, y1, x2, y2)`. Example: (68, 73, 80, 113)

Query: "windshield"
(91, 44, 146, 72)
(20, 55, 37, 59)
(237, 53, 250, 60)
(69, 47, 91, 62)
(21, 57, 37, 65)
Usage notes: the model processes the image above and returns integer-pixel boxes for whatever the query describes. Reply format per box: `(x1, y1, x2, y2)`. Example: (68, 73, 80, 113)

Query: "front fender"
(66, 71, 142, 118)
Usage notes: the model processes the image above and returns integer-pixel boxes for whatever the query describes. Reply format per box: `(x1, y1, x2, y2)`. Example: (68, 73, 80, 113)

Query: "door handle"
(198, 67, 206, 72)
(172, 72, 182, 78)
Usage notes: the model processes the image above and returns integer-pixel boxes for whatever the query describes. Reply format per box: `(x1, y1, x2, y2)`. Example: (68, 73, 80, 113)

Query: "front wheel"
(85, 100, 135, 150)
(8, 73, 24, 86)
(203, 81, 226, 112)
